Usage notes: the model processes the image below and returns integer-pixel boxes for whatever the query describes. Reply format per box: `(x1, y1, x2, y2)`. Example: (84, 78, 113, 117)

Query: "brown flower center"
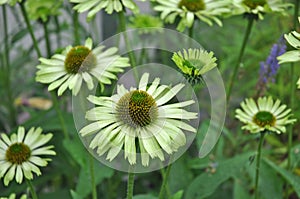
(253, 111, 276, 127)
(178, 0, 205, 12)
(6, 143, 31, 164)
(64, 46, 96, 74)
(116, 90, 158, 127)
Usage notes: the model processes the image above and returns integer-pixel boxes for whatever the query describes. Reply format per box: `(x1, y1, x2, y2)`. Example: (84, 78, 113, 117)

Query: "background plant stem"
(42, 21, 51, 57)
(254, 133, 265, 199)
(118, 11, 137, 68)
(54, 16, 62, 47)
(126, 172, 135, 199)
(158, 163, 172, 199)
(287, 0, 299, 172)
(226, 17, 254, 104)
(73, 11, 80, 45)
(89, 155, 97, 199)
(19, 3, 42, 57)
(26, 179, 38, 199)
(2, 5, 16, 127)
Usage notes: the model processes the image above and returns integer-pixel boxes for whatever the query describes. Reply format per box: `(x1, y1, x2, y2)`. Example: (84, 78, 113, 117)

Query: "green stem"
(42, 21, 51, 57)
(54, 16, 61, 47)
(50, 92, 69, 140)
(19, 2, 42, 57)
(73, 10, 80, 45)
(126, 172, 135, 199)
(89, 155, 97, 199)
(118, 11, 137, 68)
(254, 133, 265, 199)
(287, 0, 300, 172)
(188, 23, 194, 39)
(2, 5, 16, 127)
(158, 164, 173, 199)
(26, 179, 38, 199)
(226, 17, 254, 103)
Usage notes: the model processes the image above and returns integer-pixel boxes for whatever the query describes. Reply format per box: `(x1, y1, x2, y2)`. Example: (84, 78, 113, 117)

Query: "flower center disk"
(243, 0, 267, 9)
(65, 46, 96, 74)
(178, 0, 205, 12)
(117, 90, 158, 127)
(6, 143, 31, 164)
(253, 111, 276, 127)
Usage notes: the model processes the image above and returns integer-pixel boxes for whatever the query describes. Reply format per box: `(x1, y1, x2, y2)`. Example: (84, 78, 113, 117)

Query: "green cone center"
(178, 0, 205, 12)
(117, 90, 158, 127)
(243, 0, 267, 9)
(253, 111, 276, 127)
(64, 46, 96, 74)
(6, 143, 31, 164)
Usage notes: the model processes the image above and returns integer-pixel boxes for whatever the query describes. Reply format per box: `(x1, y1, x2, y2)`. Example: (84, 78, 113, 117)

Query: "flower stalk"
(118, 10, 137, 68)
(158, 163, 172, 199)
(287, 0, 300, 171)
(126, 172, 135, 199)
(26, 179, 38, 199)
(19, 2, 42, 57)
(2, 5, 16, 127)
(254, 132, 265, 199)
(89, 155, 97, 199)
(227, 17, 254, 103)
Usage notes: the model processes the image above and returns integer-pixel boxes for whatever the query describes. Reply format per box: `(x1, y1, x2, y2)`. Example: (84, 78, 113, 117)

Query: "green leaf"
(246, 159, 284, 199)
(233, 178, 251, 199)
(171, 190, 184, 199)
(70, 190, 82, 199)
(264, 158, 300, 197)
(63, 137, 88, 167)
(185, 152, 252, 199)
(169, 156, 193, 194)
(132, 194, 157, 199)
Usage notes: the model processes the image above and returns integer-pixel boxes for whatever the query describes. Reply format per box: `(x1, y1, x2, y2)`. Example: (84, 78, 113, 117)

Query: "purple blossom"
(259, 36, 286, 84)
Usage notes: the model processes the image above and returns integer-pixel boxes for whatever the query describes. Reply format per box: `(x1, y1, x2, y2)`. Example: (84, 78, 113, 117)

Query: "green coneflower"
(0, 0, 21, 6)
(70, 0, 143, 21)
(0, 193, 27, 199)
(235, 96, 296, 134)
(35, 38, 130, 96)
(154, 0, 231, 31)
(278, 17, 300, 64)
(129, 14, 164, 35)
(0, 126, 55, 186)
(172, 48, 217, 85)
(80, 73, 198, 166)
(25, 0, 63, 22)
(232, 0, 292, 20)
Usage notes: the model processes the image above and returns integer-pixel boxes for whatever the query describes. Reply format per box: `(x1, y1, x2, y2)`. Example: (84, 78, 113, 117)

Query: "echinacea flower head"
(0, 193, 27, 199)
(172, 48, 217, 85)
(70, 0, 143, 21)
(36, 38, 130, 96)
(80, 73, 198, 166)
(25, 0, 63, 22)
(0, 126, 55, 186)
(154, 0, 231, 31)
(0, 0, 21, 6)
(235, 96, 296, 134)
(232, 0, 292, 20)
(278, 18, 300, 64)
(129, 14, 164, 35)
